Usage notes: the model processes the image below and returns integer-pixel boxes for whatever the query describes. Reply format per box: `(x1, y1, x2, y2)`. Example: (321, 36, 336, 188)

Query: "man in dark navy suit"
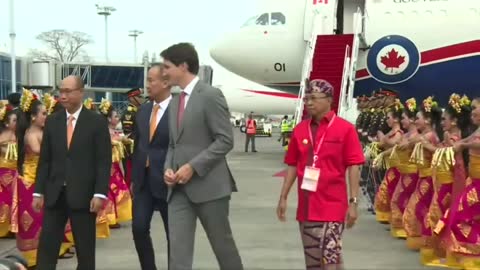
(131, 63, 171, 270)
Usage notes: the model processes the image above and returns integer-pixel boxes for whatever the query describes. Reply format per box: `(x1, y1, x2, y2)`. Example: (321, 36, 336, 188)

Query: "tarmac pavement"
(3, 128, 444, 269)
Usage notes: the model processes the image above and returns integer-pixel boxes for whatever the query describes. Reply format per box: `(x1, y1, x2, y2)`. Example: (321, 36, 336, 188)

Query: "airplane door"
(303, 0, 339, 41)
(342, 0, 365, 34)
(303, 0, 314, 41)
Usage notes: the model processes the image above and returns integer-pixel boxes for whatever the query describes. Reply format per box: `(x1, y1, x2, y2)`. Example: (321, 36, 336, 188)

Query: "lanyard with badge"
(301, 115, 336, 192)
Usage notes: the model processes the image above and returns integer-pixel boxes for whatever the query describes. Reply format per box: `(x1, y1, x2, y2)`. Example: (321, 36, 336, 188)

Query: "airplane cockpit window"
(242, 16, 258, 27)
(241, 12, 278, 27)
(255, 13, 269, 25)
(271, 12, 286, 25)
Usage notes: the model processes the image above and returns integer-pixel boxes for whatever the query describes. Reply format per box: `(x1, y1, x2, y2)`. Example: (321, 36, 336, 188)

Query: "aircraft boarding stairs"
(294, 8, 364, 125)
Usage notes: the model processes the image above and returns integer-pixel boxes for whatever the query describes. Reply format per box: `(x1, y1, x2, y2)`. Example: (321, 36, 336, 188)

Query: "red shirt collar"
(311, 110, 336, 125)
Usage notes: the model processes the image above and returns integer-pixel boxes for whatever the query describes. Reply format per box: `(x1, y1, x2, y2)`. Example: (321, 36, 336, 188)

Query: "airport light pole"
(96, 4, 116, 99)
(9, 0, 16, 93)
(142, 51, 149, 96)
(128, 30, 143, 63)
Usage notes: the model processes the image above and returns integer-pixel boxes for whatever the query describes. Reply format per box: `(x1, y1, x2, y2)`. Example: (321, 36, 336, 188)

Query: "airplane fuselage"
(210, 0, 480, 104)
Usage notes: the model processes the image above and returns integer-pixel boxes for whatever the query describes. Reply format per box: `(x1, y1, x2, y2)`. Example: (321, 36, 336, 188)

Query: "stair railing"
(338, 45, 351, 118)
(346, 7, 364, 110)
(293, 44, 309, 125)
(294, 11, 322, 126)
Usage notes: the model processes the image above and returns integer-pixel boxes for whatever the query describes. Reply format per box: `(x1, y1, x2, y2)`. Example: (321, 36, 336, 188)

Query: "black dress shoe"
(110, 223, 121, 229)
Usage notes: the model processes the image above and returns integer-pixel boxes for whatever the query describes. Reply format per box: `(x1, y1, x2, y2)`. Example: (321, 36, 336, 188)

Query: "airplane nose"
(209, 36, 234, 67)
(209, 33, 260, 80)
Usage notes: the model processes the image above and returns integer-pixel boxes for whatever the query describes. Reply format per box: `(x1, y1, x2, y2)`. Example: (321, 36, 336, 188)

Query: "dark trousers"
(132, 176, 169, 270)
(37, 188, 96, 270)
(245, 134, 256, 152)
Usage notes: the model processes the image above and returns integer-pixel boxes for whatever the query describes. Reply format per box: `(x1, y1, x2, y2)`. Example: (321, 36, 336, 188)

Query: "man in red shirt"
(276, 79, 365, 269)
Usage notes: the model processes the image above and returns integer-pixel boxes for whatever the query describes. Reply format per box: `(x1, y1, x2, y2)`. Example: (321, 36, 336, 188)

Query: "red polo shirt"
(284, 111, 365, 222)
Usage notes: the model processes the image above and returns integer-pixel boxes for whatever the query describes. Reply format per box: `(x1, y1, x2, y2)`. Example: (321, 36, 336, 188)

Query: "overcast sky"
(0, 0, 259, 85)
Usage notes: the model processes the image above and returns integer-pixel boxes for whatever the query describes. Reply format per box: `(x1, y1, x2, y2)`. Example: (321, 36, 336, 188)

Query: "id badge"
(301, 166, 320, 192)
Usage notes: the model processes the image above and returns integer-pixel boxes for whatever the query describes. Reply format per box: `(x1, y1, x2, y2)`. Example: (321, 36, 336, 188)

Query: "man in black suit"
(33, 75, 112, 270)
(131, 63, 171, 270)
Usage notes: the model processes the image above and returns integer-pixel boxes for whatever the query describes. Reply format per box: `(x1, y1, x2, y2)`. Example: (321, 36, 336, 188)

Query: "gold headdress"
(392, 98, 404, 112)
(405, 98, 417, 112)
(0, 102, 14, 122)
(461, 95, 471, 108)
(0, 103, 6, 122)
(422, 96, 438, 113)
(83, 98, 95, 110)
(448, 93, 462, 113)
(20, 88, 38, 112)
(99, 98, 112, 116)
(43, 93, 57, 115)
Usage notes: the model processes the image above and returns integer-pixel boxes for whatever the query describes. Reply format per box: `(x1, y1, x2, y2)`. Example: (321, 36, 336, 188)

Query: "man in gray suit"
(162, 43, 243, 270)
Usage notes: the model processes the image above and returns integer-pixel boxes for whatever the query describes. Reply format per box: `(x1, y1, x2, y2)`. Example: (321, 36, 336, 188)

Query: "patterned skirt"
(299, 221, 344, 270)
(390, 171, 419, 238)
(374, 167, 401, 223)
(403, 176, 434, 250)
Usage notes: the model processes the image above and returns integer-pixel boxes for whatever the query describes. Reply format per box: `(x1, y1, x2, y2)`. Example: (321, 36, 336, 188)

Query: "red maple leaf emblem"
(380, 48, 405, 72)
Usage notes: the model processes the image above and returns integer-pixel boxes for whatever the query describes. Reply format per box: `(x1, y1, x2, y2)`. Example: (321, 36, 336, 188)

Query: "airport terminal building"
(0, 52, 22, 98)
(0, 52, 213, 105)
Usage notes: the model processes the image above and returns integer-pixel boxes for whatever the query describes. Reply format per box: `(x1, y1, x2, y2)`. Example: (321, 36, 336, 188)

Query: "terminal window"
(91, 66, 143, 89)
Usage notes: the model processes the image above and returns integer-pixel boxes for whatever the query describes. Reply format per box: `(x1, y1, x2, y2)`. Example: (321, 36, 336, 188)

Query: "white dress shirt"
(150, 95, 173, 124)
(33, 106, 106, 200)
(181, 76, 199, 108)
(66, 105, 82, 129)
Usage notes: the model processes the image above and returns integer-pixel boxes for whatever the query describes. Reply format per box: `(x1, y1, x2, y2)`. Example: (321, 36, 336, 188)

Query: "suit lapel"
(58, 111, 68, 153)
(152, 107, 168, 142)
(170, 94, 179, 140)
(150, 102, 170, 143)
(143, 102, 153, 143)
(69, 107, 88, 151)
(176, 82, 201, 141)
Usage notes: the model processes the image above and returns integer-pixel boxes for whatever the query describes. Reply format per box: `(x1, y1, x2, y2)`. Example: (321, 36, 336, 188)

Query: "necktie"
(149, 104, 160, 142)
(146, 104, 160, 168)
(67, 115, 75, 149)
(177, 91, 187, 128)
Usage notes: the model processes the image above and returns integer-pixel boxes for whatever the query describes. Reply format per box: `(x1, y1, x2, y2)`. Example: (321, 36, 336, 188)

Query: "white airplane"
(218, 84, 297, 115)
(210, 0, 480, 105)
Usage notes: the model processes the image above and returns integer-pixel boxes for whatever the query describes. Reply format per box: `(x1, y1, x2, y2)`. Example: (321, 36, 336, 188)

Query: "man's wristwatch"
(349, 197, 358, 204)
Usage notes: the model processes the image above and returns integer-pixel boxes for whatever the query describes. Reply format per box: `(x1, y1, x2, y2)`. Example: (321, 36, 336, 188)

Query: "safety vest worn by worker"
(246, 119, 256, 134)
(281, 119, 289, 133)
(287, 119, 294, 132)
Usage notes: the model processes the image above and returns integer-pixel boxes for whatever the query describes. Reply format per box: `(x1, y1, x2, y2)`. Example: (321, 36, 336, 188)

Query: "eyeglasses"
(58, 88, 81, 95)
(302, 95, 330, 102)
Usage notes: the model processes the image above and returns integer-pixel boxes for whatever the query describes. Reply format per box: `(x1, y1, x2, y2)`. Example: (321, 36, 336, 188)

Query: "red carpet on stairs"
(306, 34, 354, 116)
(286, 35, 355, 176)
